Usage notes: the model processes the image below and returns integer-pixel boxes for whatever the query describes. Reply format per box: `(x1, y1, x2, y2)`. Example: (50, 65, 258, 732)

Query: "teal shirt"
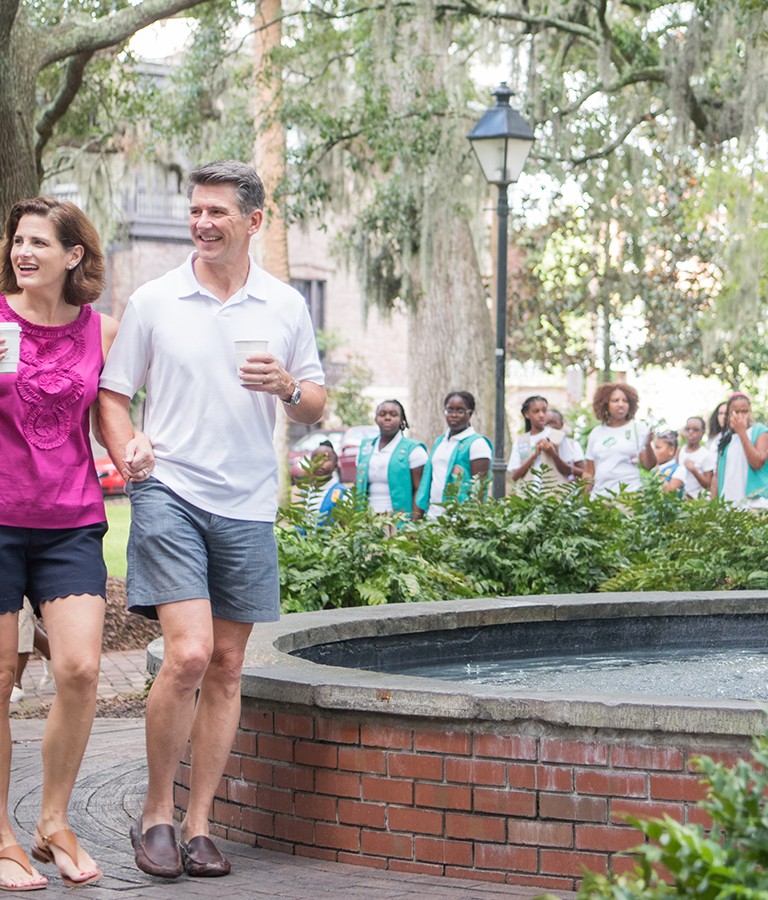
(415, 430, 492, 512)
(356, 434, 427, 517)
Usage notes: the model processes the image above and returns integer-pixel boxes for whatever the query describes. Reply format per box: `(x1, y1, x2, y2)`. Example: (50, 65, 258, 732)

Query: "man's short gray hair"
(186, 160, 266, 215)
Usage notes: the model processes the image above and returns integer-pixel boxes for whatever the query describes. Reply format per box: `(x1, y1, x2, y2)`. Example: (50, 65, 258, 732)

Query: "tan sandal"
(31, 829, 100, 887)
(0, 844, 47, 891)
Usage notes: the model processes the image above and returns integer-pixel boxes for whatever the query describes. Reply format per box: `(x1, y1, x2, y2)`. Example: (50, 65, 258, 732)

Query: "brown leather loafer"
(179, 836, 231, 877)
(129, 819, 183, 879)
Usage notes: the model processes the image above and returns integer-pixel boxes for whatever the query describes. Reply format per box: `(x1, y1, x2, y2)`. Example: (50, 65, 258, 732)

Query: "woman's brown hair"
(592, 382, 639, 423)
(0, 197, 105, 307)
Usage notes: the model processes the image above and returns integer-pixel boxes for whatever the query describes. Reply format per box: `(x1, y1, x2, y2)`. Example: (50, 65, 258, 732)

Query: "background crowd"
(337, 383, 768, 525)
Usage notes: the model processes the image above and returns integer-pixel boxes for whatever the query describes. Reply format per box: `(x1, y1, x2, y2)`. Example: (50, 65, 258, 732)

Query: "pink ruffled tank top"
(0, 295, 106, 528)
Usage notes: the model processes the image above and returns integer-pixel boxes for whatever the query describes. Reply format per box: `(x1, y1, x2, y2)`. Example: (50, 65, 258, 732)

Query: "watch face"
(291, 384, 301, 405)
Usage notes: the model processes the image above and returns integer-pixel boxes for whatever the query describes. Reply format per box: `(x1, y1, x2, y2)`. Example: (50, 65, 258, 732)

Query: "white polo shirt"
(100, 253, 324, 521)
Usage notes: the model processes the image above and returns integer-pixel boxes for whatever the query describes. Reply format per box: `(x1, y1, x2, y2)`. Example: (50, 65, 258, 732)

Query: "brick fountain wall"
(175, 700, 752, 893)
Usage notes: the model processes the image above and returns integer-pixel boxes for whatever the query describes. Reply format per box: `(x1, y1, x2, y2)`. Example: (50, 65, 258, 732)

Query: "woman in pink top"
(0, 198, 152, 890)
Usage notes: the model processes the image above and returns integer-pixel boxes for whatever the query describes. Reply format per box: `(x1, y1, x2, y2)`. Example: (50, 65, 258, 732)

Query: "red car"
(338, 425, 378, 484)
(94, 455, 126, 496)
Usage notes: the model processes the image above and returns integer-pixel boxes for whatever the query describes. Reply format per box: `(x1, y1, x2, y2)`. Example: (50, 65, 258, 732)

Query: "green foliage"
(327, 356, 373, 426)
(277, 478, 768, 613)
(104, 501, 130, 578)
(421, 483, 629, 597)
(577, 729, 768, 898)
(278, 487, 478, 612)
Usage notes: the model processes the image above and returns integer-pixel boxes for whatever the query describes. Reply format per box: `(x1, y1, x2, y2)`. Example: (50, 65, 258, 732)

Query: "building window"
(291, 279, 325, 332)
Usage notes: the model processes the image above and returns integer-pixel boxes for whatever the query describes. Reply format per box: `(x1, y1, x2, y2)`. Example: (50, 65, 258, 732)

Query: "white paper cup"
(0, 322, 21, 374)
(235, 339, 269, 379)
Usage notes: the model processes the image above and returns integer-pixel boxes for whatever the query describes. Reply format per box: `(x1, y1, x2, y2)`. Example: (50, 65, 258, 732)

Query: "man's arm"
(98, 389, 154, 482)
(284, 381, 327, 426)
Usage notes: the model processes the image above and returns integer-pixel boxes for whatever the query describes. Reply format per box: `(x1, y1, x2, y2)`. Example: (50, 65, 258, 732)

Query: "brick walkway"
(9, 651, 575, 899)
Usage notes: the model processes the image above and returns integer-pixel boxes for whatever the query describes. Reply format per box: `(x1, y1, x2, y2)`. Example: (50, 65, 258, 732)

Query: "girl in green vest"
(415, 391, 492, 519)
(355, 400, 427, 520)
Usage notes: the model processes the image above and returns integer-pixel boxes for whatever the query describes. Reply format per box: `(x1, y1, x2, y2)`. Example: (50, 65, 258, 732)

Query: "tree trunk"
(252, 0, 289, 282)
(409, 216, 495, 444)
(252, 0, 293, 503)
(0, 25, 41, 217)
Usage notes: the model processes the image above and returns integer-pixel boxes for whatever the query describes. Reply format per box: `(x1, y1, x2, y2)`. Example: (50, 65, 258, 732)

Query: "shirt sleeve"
(98, 299, 150, 397)
(470, 438, 493, 461)
(408, 445, 428, 468)
(507, 437, 523, 472)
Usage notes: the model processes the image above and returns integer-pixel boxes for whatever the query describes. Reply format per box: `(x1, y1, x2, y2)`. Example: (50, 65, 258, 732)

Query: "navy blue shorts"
(126, 478, 280, 624)
(0, 522, 108, 614)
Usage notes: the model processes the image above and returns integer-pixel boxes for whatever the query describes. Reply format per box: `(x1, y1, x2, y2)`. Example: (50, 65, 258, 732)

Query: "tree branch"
(557, 66, 668, 116)
(34, 50, 94, 178)
(570, 110, 662, 164)
(435, 2, 601, 43)
(36, 0, 211, 70)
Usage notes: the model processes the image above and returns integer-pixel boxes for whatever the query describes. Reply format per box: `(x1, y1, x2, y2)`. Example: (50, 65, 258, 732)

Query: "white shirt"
(367, 432, 428, 513)
(427, 427, 492, 518)
(507, 427, 583, 481)
(100, 253, 324, 521)
(677, 445, 714, 498)
(586, 422, 651, 498)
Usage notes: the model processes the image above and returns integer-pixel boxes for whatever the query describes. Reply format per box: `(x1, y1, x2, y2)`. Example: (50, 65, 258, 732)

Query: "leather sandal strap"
(0, 844, 33, 876)
(40, 828, 79, 865)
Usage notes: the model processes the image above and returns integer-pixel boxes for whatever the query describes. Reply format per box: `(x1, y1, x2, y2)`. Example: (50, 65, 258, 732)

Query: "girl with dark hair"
(653, 431, 685, 496)
(708, 401, 727, 443)
(678, 416, 713, 498)
(415, 391, 492, 518)
(584, 383, 655, 497)
(711, 393, 768, 508)
(305, 442, 346, 526)
(507, 396, 580, 488)
(355, 400, 427, 520)
(0, 197, 152, 889)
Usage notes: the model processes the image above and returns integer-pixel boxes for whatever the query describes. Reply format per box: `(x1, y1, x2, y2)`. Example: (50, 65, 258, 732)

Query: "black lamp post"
(468, 83, 534, 500)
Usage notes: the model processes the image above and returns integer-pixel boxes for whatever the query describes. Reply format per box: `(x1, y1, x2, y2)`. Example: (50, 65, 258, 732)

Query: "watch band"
(283, 380, 301, 406)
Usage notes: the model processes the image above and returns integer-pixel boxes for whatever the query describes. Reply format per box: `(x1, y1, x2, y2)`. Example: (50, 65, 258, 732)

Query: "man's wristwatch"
(283, 380, 301, 406)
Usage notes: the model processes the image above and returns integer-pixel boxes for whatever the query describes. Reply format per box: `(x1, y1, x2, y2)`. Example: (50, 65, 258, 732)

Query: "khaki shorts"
(17, 598, 35, 654)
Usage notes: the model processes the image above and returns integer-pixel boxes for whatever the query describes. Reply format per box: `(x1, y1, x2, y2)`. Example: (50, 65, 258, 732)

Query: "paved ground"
(9, 652, 574, 899)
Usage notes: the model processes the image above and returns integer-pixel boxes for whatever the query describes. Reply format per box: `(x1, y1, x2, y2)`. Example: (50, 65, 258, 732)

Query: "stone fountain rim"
(148, 590, 768, 737)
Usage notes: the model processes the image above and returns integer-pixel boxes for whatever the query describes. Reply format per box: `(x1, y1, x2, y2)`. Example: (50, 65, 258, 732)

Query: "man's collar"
(180, 252, 268, 303)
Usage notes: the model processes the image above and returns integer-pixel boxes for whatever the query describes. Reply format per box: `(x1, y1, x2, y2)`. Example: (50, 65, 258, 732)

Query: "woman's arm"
(662, 474, 684, 494)
(92, 315, 120, 447)
(582, 459, 595, 493)
(410, 465, 425, 521)
(684, 458, 712, 490)
(740, 429, 768, 472)
(539, 440, 574, 478)
(639, 431, 656, 471)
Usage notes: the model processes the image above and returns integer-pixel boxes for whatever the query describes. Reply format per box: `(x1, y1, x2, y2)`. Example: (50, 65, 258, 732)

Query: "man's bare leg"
(141, 599, 215, 830)
(181, 617, 254, 841)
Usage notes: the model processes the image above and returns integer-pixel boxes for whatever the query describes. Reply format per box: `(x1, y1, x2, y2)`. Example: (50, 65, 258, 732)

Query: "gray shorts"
(125, 478, 280, 623)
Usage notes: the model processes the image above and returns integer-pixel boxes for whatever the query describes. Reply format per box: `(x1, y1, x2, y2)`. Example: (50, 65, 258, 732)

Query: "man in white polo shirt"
(98, 160, 325, 880)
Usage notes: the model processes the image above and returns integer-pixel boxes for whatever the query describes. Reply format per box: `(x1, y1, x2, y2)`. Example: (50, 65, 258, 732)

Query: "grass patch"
(104, 501, 130, 578)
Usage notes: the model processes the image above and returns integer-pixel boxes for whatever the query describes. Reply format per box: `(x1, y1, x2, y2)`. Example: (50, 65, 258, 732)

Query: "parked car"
(94, 455, 126, 496)
(338, 425, 379, 484)
(289, 430, 345, 483)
